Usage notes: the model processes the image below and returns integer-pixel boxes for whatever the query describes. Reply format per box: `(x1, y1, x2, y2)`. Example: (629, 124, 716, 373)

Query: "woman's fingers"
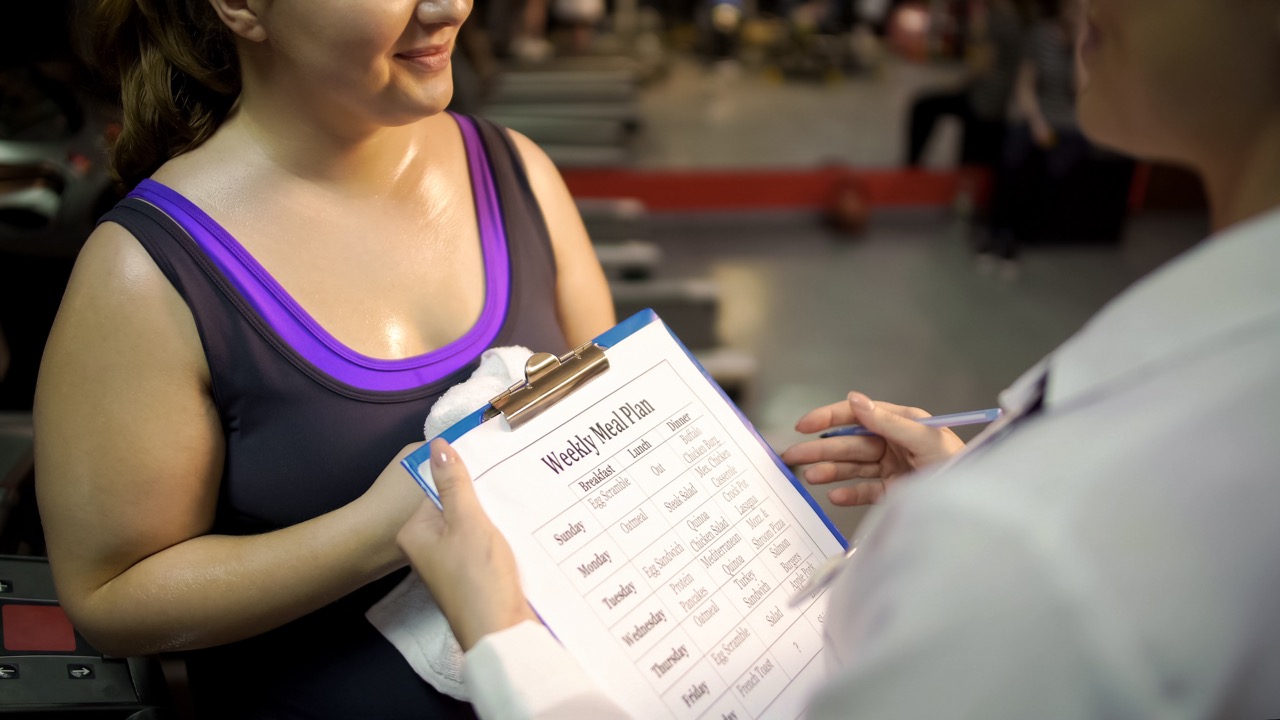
(802, 461, 890, 484)
(843, 393, 946, 454)
(787, 394, 955, 508)
(827, 481, 887, 507)
(781, 435, 887, 466)
(794, 393, 932, 434)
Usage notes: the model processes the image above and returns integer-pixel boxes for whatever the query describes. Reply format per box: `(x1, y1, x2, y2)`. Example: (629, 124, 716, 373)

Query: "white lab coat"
(460, 207, 1280, 719)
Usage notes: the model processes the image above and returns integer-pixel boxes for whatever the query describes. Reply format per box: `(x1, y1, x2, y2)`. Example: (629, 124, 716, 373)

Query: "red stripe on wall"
(560, 167, 993, 212)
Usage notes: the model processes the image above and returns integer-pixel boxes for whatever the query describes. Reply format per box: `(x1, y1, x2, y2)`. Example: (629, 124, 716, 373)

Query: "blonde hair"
(77, 0, 240, 188)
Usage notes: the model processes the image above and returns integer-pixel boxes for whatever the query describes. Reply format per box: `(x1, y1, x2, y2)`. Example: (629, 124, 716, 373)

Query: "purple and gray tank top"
(99, 114, 568, 718)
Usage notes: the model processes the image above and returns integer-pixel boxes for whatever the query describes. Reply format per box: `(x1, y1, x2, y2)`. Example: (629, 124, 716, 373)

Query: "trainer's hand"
(780, 392, 965, 506)
(396, 438, 537, 651)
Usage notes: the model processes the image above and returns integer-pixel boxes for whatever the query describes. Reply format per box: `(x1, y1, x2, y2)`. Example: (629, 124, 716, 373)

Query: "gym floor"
(617, 54, 1209, 536)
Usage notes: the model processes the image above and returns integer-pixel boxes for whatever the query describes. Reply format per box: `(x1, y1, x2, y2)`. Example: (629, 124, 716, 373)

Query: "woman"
(33, 0, 613, 717)
(399, 0, 1280, 716)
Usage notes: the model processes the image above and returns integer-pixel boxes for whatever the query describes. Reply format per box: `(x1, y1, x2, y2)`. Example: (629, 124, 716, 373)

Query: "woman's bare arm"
(34, 223, 419, 656)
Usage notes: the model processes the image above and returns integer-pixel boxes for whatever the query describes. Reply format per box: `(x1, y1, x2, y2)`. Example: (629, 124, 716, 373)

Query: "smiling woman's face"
(1076, 0, 1280, 165)
(241, 0, 475, 126)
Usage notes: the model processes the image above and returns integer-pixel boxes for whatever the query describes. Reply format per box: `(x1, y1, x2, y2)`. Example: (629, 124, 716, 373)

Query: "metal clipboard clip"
(483, 341, 610, 430)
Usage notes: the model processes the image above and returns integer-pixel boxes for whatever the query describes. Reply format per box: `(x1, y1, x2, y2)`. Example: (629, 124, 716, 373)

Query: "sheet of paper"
(438, 319, 845, 719)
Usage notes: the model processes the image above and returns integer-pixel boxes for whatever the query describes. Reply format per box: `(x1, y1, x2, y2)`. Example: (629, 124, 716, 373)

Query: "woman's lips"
(397, 45, 452, 73)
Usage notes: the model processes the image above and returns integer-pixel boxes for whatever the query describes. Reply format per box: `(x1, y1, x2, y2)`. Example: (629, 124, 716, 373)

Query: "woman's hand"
(357, 441, 436, 573)
(780, 392, 966, 506)
(396, 439, 537, 652)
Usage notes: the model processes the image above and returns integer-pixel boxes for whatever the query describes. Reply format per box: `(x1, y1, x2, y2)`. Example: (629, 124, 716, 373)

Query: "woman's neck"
(225, 82, 431, 196)
(1200, 113, 1280, 233)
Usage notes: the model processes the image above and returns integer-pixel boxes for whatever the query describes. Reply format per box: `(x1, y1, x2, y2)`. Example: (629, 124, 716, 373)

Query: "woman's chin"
(410, 83, 454, 116)
(382, 85, 455, 125)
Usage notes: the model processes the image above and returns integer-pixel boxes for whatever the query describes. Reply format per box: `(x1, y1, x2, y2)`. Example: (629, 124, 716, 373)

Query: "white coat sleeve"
(462, 620, 632, 719)
(806, 487, 1163, 719)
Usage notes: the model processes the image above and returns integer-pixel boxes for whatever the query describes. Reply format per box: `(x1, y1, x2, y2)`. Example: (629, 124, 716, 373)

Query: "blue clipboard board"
(402, 308, 847, 550)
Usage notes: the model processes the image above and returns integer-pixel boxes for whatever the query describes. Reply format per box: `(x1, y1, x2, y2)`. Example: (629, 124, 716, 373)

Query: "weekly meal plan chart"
(426, 316, 846, 719)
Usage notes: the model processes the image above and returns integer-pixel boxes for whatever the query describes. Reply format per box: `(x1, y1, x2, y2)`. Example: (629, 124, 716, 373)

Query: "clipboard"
(402, 309, 847, 719)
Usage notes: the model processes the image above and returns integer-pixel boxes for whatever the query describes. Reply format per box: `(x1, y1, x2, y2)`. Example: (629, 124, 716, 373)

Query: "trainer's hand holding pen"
(779, 392, 987, 507)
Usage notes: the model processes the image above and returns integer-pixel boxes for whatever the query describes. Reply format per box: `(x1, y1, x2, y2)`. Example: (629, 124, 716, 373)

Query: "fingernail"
(849, 392, 875, 411)
(430, 439, 456, 469)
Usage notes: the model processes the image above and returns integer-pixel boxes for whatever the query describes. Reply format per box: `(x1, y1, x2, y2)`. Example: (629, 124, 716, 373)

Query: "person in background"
(396, 0, 1280, 716)
(903, 0, 1028, 169)
(978, 0, 1085, 274)
(33, 0, 613, 717)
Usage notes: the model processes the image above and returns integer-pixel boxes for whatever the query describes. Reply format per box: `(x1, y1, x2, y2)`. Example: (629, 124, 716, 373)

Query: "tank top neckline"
(127, 112, 510, 393)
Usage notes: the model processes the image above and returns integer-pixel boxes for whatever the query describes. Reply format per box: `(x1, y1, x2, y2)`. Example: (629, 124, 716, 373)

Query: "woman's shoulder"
(495, 125, 584, 234)
(443, 113, 543, 169)
(44, 216, 208, 388)
(72, 218, 186, 311)
(452, 114, 576, 223)
(502, 125, 560, 185)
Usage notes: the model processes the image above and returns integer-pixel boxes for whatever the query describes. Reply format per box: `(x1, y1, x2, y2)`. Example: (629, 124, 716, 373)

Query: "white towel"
(366, 346, 535, 702)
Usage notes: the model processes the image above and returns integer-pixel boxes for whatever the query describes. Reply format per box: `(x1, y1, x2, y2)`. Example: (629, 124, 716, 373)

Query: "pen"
(819, 407, 1003, 438)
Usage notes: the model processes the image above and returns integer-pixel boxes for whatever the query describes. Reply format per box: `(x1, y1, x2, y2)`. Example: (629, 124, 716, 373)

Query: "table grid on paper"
(529, 361, 830, 719)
